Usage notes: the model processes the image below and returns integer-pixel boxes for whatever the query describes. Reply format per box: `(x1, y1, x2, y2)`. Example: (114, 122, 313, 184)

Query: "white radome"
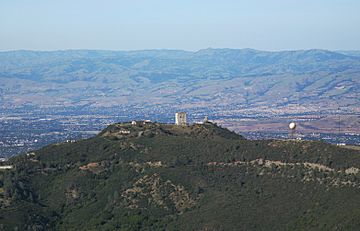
(289, 122, 296, 130)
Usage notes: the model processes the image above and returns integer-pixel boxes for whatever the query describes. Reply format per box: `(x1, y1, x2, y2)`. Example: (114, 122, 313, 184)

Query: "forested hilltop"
(1, 122, 360, 230)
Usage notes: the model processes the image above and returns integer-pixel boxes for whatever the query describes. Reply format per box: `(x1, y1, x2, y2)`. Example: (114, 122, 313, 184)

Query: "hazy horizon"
(1, 0, 360, 51)
(1, 48, 360, 53)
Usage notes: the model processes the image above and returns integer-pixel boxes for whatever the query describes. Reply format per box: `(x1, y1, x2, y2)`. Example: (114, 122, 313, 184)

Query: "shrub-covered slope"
(1, 122, 360, 230)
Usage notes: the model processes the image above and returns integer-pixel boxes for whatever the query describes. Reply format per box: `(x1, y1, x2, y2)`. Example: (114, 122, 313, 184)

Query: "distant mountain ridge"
(1, 49, 359, 80)
(337, 50, 360, 57)
(0, 48, 359, 115)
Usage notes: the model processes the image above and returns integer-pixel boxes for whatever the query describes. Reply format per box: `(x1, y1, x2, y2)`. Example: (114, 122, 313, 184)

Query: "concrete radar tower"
(175, 112, 187, 125)
(204, 116, 209, 123)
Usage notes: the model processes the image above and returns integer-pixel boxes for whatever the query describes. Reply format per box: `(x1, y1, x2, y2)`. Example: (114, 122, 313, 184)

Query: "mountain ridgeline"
(1, 122, 360, 230)
(0, 48, 359, 110)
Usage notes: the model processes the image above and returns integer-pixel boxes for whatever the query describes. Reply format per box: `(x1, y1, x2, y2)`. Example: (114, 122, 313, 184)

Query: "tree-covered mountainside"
(1, 122, 360, 230)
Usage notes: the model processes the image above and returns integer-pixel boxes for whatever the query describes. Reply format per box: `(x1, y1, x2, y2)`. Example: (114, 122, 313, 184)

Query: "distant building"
(0, 165, 13, 170)
(118, 130, 130, 134)
(143, 120, 151, 124)
(204, 116, 209, 123)
(175, 112, 187, 125)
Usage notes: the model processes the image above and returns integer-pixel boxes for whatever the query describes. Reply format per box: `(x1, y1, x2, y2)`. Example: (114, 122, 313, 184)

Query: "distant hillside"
(1, 122, 360, 230)
(0, 48, 359, 112)
(337, 50, 360, 57)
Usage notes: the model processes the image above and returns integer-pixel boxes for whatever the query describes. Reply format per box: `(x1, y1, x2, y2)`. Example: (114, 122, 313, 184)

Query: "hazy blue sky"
(1, 0, 359, 51)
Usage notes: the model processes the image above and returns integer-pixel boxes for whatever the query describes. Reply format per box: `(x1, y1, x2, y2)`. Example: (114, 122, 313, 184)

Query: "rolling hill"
(1, 122, 360, 230)
(0, 48, 359, 111)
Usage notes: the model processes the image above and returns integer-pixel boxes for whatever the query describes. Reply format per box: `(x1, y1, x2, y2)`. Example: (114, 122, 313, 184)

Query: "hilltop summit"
(99, 121, 244, 140)
(0, 122, 360, 230)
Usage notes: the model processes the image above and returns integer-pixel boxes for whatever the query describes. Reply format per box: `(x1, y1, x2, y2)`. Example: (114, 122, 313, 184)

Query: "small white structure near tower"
(175, 112, 187, 125)
(289, 122, 296, 130)
(289, 122, 297, 139)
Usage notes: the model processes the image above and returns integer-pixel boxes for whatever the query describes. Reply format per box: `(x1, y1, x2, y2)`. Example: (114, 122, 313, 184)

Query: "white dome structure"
(289, 122, 296, 130)
(288, 122, 297, 140)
